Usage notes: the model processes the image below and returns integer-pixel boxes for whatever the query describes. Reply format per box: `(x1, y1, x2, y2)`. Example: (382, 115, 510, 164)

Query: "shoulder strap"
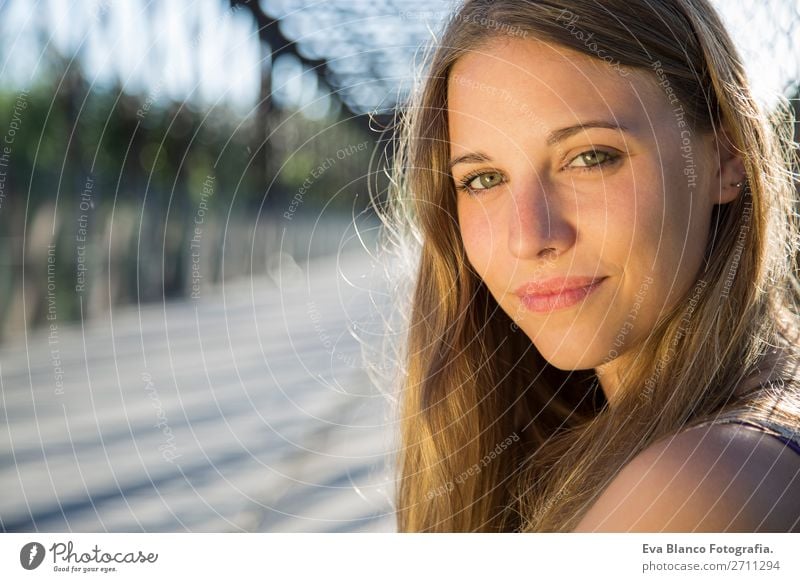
(685, 415, 800, 454)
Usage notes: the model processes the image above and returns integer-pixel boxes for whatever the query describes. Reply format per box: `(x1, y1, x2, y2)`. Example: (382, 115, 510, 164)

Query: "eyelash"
(454, 148, 621, 195)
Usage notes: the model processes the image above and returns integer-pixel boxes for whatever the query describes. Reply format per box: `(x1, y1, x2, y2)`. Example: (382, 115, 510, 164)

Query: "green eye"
(568, 149, 619, 169)
(473, 172, 502, 189)
(457, 171, 503, 194)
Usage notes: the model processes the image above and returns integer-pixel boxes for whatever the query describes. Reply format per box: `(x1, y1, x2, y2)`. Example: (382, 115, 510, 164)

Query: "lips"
(514, 276, 607, 296)
(515, 276, 607, 313)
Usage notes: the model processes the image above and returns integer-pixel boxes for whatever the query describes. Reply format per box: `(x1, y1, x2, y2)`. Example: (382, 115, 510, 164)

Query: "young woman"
(379, 0, 800, 532)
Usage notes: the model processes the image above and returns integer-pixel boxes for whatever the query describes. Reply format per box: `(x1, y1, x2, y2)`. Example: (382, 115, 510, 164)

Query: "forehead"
(447, 37, 665, 142)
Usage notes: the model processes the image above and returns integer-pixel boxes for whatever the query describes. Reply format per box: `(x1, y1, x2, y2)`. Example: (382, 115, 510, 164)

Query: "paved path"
(0, 247, 398, 532)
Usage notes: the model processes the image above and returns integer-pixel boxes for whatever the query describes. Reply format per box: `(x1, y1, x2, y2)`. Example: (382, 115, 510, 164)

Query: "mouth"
(516, 277, 608, 313)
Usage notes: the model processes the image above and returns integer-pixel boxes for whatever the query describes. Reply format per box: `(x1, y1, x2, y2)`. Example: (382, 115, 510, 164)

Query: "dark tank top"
(702, 417, 800, 456)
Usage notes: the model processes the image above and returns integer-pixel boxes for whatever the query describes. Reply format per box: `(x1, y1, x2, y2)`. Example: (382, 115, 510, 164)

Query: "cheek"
(457, 201, 498, 274)
(618, 171, 710, 305)
(577, 186, 642, 262)
(607, 171, 680, 252)
(643, 172, 710, 265)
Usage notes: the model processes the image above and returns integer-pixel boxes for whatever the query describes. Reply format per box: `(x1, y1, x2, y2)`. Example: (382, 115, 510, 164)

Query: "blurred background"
(0, 0, 798, 533)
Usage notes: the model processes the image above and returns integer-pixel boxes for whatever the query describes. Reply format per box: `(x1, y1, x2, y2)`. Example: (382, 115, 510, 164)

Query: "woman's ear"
(709, 125, 747, 205)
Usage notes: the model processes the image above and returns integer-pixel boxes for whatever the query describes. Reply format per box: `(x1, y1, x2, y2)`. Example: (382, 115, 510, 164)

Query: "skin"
(572, 422, 800, 532)
(447, 37, 745, 405)
(447, 37, 800, 532)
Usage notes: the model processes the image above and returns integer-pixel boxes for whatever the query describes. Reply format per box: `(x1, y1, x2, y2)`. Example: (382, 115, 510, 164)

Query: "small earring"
(731, 180, 744, 188)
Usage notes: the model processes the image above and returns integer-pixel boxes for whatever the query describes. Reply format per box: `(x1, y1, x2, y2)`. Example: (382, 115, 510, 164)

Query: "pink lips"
(515, 276, 607, 313)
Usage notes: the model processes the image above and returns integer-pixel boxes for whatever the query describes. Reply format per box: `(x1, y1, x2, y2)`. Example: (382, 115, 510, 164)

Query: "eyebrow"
(448, 120, 630, 171)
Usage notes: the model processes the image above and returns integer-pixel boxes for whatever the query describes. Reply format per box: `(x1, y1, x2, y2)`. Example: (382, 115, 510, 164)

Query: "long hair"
(376, 0, 800, 532)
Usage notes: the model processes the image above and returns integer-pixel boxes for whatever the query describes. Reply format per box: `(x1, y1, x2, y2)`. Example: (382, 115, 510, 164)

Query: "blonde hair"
(375, 0, 800, 532)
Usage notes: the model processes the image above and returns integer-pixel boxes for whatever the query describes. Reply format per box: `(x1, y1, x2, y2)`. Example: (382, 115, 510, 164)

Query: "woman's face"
(448, 37, 741, 388)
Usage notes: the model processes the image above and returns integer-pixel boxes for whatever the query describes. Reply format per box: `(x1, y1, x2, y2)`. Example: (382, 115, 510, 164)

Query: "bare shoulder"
(573, 422, 800, 532)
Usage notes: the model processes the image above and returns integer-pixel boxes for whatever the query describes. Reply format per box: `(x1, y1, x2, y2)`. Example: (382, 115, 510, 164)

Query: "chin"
(519, 322, 609, 367)
(533, 347, 603, 372)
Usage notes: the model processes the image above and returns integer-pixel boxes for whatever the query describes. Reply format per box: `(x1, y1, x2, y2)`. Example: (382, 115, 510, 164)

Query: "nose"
(507, 177, 577, 260)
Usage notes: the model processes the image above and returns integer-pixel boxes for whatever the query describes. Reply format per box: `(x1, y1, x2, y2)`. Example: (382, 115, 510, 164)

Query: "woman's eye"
(457, 171, 503, 193)
(566, 149, 619, 170)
